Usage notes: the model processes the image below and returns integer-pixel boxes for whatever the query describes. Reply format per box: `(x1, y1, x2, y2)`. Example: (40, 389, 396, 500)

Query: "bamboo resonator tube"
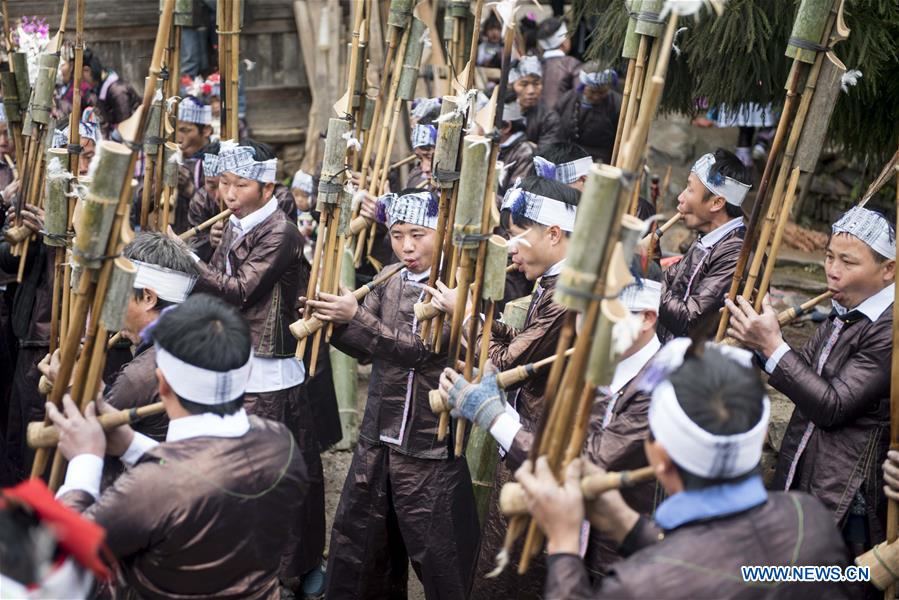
(777, 290, 833, 325)
(429, 348, 576, 415)
(499, 465, 656, 517)
(640, 212, 681, 244)
(27, 402, 165, 449)
(179, 209, 233, 241)
(289, 262, 405, 341)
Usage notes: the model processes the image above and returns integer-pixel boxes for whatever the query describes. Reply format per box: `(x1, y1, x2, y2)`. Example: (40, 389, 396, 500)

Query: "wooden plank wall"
(5, 0, 310, 144)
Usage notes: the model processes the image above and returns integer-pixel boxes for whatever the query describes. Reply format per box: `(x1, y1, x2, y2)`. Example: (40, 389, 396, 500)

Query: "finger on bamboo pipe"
(413, 300, 441, 322)
(429, 388, 448, 414)
(38, 375, 53, 396)
(27, 402, 166, 449)
(3, 224, 31, 245)
(179, 209, 233, 241)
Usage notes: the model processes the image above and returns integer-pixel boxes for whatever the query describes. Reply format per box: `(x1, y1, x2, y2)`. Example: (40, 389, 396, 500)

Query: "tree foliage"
(573, 0, 899, 164)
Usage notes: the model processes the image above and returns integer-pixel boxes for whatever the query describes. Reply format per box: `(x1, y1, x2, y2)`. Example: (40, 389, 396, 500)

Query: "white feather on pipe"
(672, 27, 689, 56)
(342, 131, 362, 151)
(486, 0, 519, 34)
(840, 69, 862, 93)
(660, 0, 724, 19)
(612, 310, 644, 355)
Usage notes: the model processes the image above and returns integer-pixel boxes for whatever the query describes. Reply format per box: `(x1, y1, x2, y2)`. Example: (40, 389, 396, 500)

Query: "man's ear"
(155, 368, 174, 401)
(140, 288, 159, 310)
(262, 182, 276, 201)
(708, 194, 727, 214)
(547, 224, 563, 245)
(642, 309, 658, 332)
(883, 259, 896, 285)
(202, 125, 213, 139)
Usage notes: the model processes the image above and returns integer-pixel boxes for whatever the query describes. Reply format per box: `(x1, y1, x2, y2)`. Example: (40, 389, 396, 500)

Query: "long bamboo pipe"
(28, 402, 165, 449)
(290, 262, 404, 340)
(640, 212, 681, 245)
(179, 208, 233, 241)
(499, 465, 656, 517)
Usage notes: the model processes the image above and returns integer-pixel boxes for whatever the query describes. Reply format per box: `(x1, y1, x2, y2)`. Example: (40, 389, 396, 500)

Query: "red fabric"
(2, 479, 110, 579)
(661, 255, 684, 268)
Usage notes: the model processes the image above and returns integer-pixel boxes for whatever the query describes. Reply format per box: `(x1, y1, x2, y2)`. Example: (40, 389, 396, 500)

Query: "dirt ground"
(315, 118, 829, 599)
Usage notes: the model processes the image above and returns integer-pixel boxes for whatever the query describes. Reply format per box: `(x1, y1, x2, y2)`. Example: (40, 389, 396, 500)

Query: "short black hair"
(536, 17, 564, 42)
(535, 142, 590, 166)
(665, 343, 765, 490)
(124, 232, 199, 311)
(151, 294, 251, 416)
(500, 175, 580, 233)
(704, 148, 750, 219)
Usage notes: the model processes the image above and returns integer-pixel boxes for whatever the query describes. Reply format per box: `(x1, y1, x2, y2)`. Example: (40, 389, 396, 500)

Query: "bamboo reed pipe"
(499, 465, 656, 517)
(179, 208, 233, 240)
(640, 212, 681, 244)
(28, 402, 165, 449)
(753, 168, 801, 310)
(776, 290, 833, 325)
(611, 58, 636, 166)
(616, 36, 648, 168)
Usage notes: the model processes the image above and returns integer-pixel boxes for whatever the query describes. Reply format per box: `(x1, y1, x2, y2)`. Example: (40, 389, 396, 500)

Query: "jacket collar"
(166, 408, 251, 442)
(542, 49, 566, 59)
(698, 217, 744, 250)
(500, 131, 526, 149)
(229, 197, 278, 236)
(654, 474, 767, 531)
(832, 282, 894, 322)
(402, 267, 431, 283)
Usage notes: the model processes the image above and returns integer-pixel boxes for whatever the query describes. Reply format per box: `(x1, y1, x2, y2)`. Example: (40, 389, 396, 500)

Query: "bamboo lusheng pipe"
(36, 329, 130, 397)
(733, 34, 831, 319)
(28, 402, 165, 449)
(33, 0, 177, 483)
(179, 208, 233, 240)
(499, 465, 656, 518)
(885, 163, 899, 600)
(753, 168, 801, 311)
(774, 290, 834, 326)
(290, 262, 404, 341)
(511, 14, 681, 574)
(716, 0, 845, 341)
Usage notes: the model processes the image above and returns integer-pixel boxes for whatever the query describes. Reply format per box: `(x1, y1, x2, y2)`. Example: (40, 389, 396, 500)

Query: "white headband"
(178, 100, 213, 125)
(579, 68, 617, 88)
(832, 206, 895, 259)
(411, 97, 442, 121)
(53, 122, 101, 149)
(619, 278, 661, 312)
(642, 337, 769, 479)
(510, 56, 542, 83)
(132, 260, 197, 303)
(202, 152, 221, 177)
(377, 191, 438, 229)
(411, 124, 437, 149)
(217, 140, 278, 183)
(500, 186, 577, 232)
(0, 104, 5, 124)
(155, 344, 253, 405)
(538, 21, 568, 50)
(690, 153, 751, 207)
(533, 155, 593, 184)
(291, 169, 313, 194)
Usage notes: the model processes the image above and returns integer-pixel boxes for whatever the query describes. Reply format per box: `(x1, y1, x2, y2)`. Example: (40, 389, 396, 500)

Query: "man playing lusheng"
(309, 190, 479, 598)
(50, 294, 309, 599)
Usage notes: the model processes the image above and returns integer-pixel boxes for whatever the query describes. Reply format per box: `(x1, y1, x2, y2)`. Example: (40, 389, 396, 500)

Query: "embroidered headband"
(291, 169, 314, 194)
(538, 21, 568, 51)
(510, 55, 542, 83)
(202, 152, 221, 177)
(217, 140, 278, 183)
(533, 155, 593, 184)
(154, 344, 253, 405)
(376, 191, 438, 230)
(642, 338, 769, 479)
(411, 97, 442, 122)
(690, 152, 751, 207)
(619, 278, 662, 312)
(500, 186, 577, 232)
(52, 121, 101, 149)
(832, 206, 896, 259)
(411, 124, 437, 149)
(579, 68, 617, 88)
(132, 260, 197, 303)
(178, 98, 213, 125)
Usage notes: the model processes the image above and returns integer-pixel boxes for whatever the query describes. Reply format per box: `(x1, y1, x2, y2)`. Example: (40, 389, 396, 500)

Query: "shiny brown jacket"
(523, 104, 562, 148)
(658, 224, 745, 342)
(498, 134, 537, 196)
(770, 308, 892, 540)
(104, 345, 168, 441)
(330, 269, 452, 459)
(540, 55, 582, 113)
(60, 416, 309, 600)
(544, 492, 852, 600)
(193, 205, 303, 357)
(556, 90, 621, 165)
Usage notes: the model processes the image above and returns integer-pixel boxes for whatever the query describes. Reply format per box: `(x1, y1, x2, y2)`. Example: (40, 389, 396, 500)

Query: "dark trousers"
(326, 440, 480, 599)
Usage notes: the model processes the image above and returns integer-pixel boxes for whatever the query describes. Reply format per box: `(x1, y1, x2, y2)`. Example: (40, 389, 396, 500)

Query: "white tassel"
(840, 69, 862, 93)
(612, 311, 644, 356)
(672, 27, 689, 57)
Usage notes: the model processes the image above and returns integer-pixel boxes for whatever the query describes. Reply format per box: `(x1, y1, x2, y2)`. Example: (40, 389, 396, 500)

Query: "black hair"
(151, 294, 251, 416)
(704, 148, 750, 219)
(124, 232, 199, 311)
(82, 47, 103, 83)
(482, 12, 501, 33)
(536, 17, 565, 42)
(518, 16, 538, 54)
(665, 343, 766, 491)
(500, 175, 581, 233)
(535, 142, 590, 166)
(201, 139, 220, 157)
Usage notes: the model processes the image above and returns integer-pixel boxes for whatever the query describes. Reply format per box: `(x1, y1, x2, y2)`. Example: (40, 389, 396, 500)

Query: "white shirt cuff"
(764, 342, 791, 374)
(189, 251, 202, 263)
(120, 433, 159, 468)
(56, 454, 104, 500)
(489, 412, 523, 453)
